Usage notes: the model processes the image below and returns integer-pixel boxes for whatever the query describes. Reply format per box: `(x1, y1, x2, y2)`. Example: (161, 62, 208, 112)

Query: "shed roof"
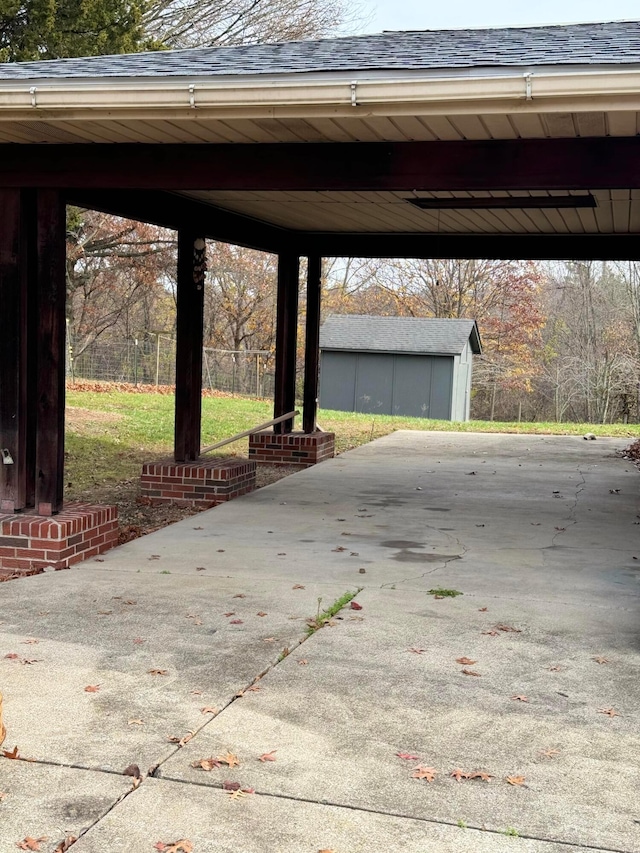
(319, 315, 482, 356)
(0, 20, 639, 80)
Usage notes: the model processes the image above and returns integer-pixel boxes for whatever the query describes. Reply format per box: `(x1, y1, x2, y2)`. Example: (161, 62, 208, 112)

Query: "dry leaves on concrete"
(148, 669, 168, 676)
(53, 837, 77, 853)
(592, 656, 611, 664)
(16, 838, 48, 851)
(539, 749, 561, 759)
(511, 695, 529, 702)
(461, 669, 481, 677)
(411, 766, 437, 782)
(84, 685, 100, 693)
(154, 841, 193, 852)
(598, 707, 620, 717)
(2, 745, 19, 759)
(259, 750, 277, 762)
(456, 657, 476, 665)
(505, 775, 526, 786)
(396, 752, 419, 760)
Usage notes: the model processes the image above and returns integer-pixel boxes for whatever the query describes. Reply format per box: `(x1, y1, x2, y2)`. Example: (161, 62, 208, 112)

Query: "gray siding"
(320, 351, 455, 419)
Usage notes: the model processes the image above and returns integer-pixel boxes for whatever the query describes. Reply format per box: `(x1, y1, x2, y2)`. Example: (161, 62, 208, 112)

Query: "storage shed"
(319, 316, 481, 421)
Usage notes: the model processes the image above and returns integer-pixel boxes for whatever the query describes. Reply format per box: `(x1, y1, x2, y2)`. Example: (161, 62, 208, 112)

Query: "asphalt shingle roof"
(319, 315, 482, 356)
(1, 21, 639, 80)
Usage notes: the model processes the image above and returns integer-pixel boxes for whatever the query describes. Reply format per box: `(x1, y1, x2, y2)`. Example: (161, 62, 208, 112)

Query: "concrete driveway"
(1, 431, 639, 852)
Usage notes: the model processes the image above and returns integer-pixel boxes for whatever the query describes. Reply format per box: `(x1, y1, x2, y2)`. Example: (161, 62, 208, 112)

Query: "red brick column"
(248, 431, 335, 467)
(0, 503, 118, 578)
(140, 458, 256, 507)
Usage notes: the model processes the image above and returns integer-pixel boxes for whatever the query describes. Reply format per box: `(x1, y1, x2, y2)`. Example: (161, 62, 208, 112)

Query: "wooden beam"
(0, 190, 30, 512)
(3, 138, 640, 191)
(174, 232, 206, 462)
(68, 189, 287, 255)
(303, 256, 322, 434)
(34, 189, 66, 516)
(273, 253, 300, 435)
(301, 233, 640, 261)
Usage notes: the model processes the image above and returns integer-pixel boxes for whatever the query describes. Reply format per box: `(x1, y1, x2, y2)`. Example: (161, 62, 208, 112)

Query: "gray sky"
(360, 1, 640, 33)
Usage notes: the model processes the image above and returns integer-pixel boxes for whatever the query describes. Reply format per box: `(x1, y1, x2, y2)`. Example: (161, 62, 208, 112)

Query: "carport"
(2, 19, 640, 520)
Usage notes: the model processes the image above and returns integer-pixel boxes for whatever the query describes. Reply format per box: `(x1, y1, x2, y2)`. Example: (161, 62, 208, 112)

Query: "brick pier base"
(140, 458, 256, 508)
(248, 431, 336, 467)
(0, 503, 119, 579)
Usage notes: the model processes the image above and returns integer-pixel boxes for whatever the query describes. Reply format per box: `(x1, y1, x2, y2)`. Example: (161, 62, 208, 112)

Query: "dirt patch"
(72, 460, 302, 545)
(66, 407, 124, 430)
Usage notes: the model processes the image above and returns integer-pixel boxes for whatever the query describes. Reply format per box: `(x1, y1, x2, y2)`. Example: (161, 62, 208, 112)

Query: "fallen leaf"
(201, 707, 218, 714)
(292, 584, 305, 589)
(597, 707, 620, 717)
(548, 665, 562, 672)
(233, 594, 246, 599)
(297, 659, 308, 666)
(229, 619, 244, 625)
(227, 788, 252, 800)
(167, 732, 193, 747)
(495, 624, 521, 633)
(53, 836, 77, 853)
(223, 612, 235, 617)
(4, 653, 19, 660)
(128, 719, 144, 726)
(123, 764, 141, 779)
(196, 566, 206, 571)
(192, 757, 222, 771)
(84, 685, 100, 693)
(256, 611, 268, 617)
(133, 638, 144, 644)
(350, 601, 363, 610)
(222, 780, 241, 790)
(411, 766, 437, 782)
(470, 771, 493, 782)
(262, 637, 275, 643)
(123, 600, 137, 606)
(539, 749, 561, 758)
(193, 526, 203, 530)
(190, 689, 202, 695)
(554, 527, 566, 532)
(349, 552, 359, 556)
(478, 607, 488, 612)
(450, 768, 471, 782)
(2, 745, 19, 759)
(456, 657, 476, 665)
(461, 669, 481, 677)
(21, 639, 39, 645)
(246, 685, 261, 692)
(259, 750, 277, 762)
(20, 658, 40, 665)
(407, 647, 426, 654)
(148, 669, 168, 676)
(332, 547, 347, 552)
(396, 752, 420, 760)
(97, 610, 113, 615)
(154, 840, 193, 853)
(217, 752, 240, 768)
(511, 695, 529, 702)
(482, 630, 499, 636)
(16, 838, 48, 851)
(592, 656, 611, 664)
(506, 775, 526, 786)
(0, 792, 6, 801)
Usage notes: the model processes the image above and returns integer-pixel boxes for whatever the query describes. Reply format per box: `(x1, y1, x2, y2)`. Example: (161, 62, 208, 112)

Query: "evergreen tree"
(0, 0, 154, 62)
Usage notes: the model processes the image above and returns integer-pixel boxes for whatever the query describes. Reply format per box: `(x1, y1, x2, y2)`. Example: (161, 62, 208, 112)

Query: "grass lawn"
(65, 387, 640, 501)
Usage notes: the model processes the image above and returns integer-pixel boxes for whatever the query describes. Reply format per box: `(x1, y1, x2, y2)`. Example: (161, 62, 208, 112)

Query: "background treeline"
(65, 212, 640, 422)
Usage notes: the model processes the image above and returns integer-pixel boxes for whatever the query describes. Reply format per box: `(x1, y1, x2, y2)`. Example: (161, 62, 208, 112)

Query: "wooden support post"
(274, 253, 300, 435)
(175, 232, 206, 462)
(34, 190, 66, 516)
(303, 255, 322, 434)
(0, 190, 33, 513)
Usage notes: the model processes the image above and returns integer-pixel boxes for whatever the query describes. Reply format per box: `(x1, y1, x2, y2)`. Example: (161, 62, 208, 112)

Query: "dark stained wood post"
(0, 190, 33, 513)
(34, 189, 67, 516)
(175, 231, 206, 462)
(273, 252, 300, 435)
(302, 255, 322, 434)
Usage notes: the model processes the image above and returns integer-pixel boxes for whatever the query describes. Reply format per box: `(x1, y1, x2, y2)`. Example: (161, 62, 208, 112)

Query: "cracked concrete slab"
(0, 762, 131, 853)
(0, 569, 348, 773)
(1, 430, 638, 851)
(158, 586, 640, 851)
(69, 777, 593, 853)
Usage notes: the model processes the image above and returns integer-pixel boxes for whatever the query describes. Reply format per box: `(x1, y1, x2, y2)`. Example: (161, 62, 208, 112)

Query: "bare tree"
(143, 0, 365, 49)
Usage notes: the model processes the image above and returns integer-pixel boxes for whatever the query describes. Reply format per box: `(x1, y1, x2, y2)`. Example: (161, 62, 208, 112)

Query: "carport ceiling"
(3, 21, 640, 257)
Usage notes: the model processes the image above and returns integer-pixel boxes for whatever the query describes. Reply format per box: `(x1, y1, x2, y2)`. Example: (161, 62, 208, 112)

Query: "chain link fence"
(67, 336, 275, 397)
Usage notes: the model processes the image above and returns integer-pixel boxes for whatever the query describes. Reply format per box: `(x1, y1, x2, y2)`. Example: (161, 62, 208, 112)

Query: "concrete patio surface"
(1, 431, 639, 852)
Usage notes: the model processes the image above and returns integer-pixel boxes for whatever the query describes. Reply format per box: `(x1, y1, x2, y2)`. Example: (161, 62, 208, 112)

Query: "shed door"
(392, 355, 453, 420)
(355, 353, 394, 414)
(319, 351, 357, 412)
